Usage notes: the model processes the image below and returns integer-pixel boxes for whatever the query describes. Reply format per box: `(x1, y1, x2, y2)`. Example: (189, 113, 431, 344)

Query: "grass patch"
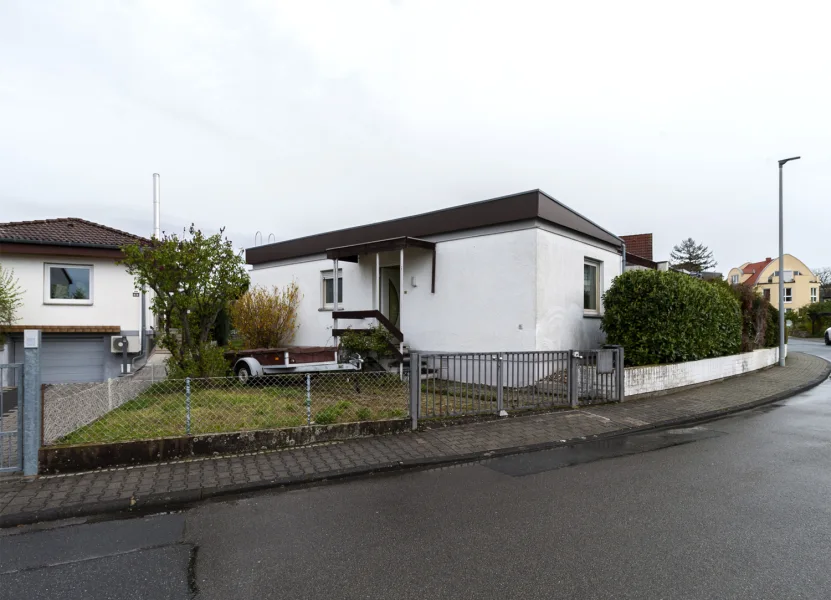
(57, 375, 409, 445)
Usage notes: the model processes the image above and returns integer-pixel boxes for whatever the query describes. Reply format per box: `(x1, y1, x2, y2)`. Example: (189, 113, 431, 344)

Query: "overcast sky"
(1, 0, 829, 272)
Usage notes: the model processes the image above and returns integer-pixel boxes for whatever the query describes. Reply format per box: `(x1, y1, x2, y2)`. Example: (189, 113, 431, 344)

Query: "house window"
(784, 287, 792, 303)
(584, 260, 601, 314)
(763, 288, 771, 301)
(731, 274, 740, 284)
(44, 263, 93, 305)
(321, 269, 343, 309)
(811, 287, 818, 303)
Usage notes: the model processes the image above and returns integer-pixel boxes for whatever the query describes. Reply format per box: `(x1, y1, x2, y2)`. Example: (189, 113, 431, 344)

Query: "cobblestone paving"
(1, 352, 828, 527)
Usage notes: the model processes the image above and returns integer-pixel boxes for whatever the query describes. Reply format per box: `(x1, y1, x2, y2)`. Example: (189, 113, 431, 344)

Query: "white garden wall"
(624, 346, 785, 397)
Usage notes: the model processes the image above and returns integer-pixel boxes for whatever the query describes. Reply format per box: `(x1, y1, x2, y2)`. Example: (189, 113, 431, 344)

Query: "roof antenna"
(153, 173, 161, 239)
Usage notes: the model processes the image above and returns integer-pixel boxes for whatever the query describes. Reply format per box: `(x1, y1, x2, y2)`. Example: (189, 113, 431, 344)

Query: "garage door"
(12, 335, 106, 384)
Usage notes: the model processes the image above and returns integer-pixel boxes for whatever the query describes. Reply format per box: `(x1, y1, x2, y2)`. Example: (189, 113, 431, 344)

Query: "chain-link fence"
(44, 371, 409, 446)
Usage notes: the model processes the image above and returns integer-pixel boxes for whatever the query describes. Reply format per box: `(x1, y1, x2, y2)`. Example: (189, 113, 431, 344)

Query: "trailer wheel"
(236, 363, 253, 384)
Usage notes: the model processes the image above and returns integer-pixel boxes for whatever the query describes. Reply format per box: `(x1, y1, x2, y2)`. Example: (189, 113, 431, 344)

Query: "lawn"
(57, 374, 409, 446)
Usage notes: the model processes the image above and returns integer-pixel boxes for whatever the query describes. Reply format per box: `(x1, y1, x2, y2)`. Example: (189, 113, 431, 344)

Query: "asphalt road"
(2, 343, 829, 600)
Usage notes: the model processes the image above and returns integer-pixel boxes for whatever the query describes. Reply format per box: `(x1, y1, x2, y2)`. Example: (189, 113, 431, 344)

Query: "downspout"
(621, 240, 626, 275)
(129, 289, 147, 373)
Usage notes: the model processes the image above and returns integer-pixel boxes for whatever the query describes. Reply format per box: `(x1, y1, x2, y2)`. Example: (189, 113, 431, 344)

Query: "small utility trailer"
(225, 346, 360, 383)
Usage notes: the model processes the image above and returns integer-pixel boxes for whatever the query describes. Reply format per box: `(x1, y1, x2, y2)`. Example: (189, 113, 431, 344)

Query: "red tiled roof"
(740, 258, 774, 285)
(620, 233, 653, 260)
(0, 218, 148, 248)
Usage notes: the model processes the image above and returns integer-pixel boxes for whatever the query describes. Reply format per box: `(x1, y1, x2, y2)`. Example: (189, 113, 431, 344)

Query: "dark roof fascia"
(246, 189, 622, 265)
(536, 190, 623, 248)
(625, 252, 658, 269)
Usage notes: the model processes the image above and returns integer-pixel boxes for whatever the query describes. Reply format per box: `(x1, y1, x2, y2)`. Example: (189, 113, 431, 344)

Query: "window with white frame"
(583, 259, 601, 314)
(321, 269, 343, 309)
(811, 287, 818, 303)
(784, 287, 793, 303)
(731, 274, 740, 284)
(44, 263, 93, 305)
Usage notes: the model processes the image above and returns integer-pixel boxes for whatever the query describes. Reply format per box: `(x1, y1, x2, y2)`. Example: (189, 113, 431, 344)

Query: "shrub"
(230, 283, 301, 349)
(0, 265, 23, 347)
(339, 325, 397, 359)
(766, 304, 783, 347)
(789, 300, 831, 337)
(166, 343, 230, 379)
(601, 270, 741, 366)
(711, 282, 777, 351)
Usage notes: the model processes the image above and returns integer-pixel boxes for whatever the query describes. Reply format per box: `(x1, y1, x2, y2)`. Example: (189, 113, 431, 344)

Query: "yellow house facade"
(727, 254, 819, 311)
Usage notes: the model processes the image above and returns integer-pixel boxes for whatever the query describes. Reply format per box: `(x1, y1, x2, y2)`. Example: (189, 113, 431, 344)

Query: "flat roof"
(246, 189, 622, 265)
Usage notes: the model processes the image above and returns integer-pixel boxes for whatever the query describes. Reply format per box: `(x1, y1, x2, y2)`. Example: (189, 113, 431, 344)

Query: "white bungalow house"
(247, 190, 625, 361)
(0, 218, 151, 383)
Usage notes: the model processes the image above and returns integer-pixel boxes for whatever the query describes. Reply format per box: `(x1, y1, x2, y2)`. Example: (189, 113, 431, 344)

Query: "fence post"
(305, 374, 312, 426)
(185, 377, 191, 435)
(617, 346, 625, 402)
(22, 329, 42, 476)
(107, 378, 113, 411)
(409, 352, 419, 430)
(496, 353, 504, 413)
(568, 350, 578, 408)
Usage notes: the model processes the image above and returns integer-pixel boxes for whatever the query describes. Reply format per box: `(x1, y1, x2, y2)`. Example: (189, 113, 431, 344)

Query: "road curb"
(2, 359, 829, 529)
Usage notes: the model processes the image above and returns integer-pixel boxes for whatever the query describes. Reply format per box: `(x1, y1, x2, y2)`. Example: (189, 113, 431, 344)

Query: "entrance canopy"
(325, 236, 435, 262)
(326, 236, 437, 294)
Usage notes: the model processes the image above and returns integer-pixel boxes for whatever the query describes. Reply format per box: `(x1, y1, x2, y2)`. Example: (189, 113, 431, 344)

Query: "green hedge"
(601, 270, 742, 366)
(710, 281, 780, 351)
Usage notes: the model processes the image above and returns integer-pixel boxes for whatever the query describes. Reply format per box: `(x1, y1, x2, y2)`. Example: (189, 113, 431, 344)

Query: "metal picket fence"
(43, 371, 409, 446)
(1, 364, 23, 472)
(411, 348, 624, 419)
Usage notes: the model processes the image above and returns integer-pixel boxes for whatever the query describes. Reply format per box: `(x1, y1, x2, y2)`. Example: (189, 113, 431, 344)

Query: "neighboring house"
(620, 233, 669, 271)
(246, 190, 624, 354)
(727, 255, 819, 311)
(0, 218, 150, 383)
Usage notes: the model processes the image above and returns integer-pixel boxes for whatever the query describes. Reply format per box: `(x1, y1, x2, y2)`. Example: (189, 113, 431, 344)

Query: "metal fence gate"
(410, 348, 624, 421)
(0, 364, 23, 473)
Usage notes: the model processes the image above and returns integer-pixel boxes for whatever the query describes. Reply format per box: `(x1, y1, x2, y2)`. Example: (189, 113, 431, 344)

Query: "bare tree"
(814, 266, 831, 300)
(670, 238, 717, 273)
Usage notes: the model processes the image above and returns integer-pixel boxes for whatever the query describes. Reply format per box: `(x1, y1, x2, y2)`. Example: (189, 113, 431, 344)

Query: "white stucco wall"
(400, 228, 538, 352)
(248, 225, 622, 353)
(624, 346, 784, 397)
(535, 227, 622, 350)
(1, 254, 144, 331)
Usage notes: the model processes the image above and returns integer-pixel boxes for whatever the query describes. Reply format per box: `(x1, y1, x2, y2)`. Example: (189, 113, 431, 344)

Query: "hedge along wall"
(601, 270, 742, 367)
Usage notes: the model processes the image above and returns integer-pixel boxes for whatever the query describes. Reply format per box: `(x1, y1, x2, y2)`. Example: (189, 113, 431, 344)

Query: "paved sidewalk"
(1, 352, 828, 527)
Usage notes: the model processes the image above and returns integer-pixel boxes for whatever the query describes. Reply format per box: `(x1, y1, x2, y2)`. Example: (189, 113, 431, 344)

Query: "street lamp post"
(778, 156, 800, 367)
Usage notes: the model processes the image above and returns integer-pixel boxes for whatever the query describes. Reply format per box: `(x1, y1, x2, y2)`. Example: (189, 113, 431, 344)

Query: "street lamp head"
(778, 156, 801, 167)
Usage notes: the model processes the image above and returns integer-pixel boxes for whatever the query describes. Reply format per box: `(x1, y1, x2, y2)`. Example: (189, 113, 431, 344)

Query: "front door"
(380, 267, 400, 328)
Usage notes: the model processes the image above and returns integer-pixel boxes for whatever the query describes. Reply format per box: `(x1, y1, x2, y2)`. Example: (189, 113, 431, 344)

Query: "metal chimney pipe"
(153, 173, 161, 239)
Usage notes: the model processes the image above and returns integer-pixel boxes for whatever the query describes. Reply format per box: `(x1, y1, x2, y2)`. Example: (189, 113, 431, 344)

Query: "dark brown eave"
(1, 325, 121, 333)
(625, 252, 658, 269)
(0, 241, 127, 259)
(246, 190, 623, 265)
